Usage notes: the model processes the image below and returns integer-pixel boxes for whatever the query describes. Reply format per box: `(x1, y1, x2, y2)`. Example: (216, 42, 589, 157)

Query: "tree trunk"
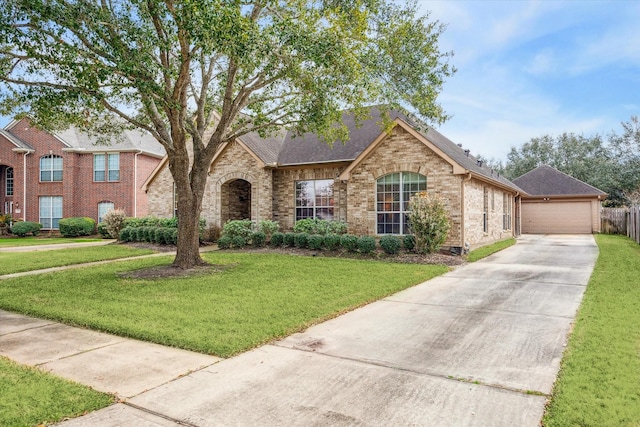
(170, 141, 209, 269)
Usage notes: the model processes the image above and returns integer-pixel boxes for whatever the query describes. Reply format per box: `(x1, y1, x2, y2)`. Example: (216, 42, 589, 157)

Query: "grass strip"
(0, 237, 102, 247)
(0, 252, 447, 357)
(466, 238, 516, 262)
(0, 245, 155, 275)
(543, 234, 640, 426)
(0, 356, 113, 427)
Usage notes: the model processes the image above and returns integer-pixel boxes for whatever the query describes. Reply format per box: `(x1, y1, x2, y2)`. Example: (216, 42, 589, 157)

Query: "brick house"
(0, 118, 164, 229)
(145, 107, 524, 252)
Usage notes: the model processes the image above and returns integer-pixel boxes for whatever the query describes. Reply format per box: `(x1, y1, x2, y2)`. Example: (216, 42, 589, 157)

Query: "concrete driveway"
(60, 234, 598, 426)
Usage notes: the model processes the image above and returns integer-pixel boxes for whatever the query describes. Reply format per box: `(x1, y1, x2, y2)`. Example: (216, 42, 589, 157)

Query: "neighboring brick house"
(0, 118, 164, 229)
(145, 107, 524, 252)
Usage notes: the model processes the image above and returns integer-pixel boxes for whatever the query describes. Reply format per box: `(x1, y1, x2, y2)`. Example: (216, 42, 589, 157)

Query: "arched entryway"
(221, 179, 252, 223)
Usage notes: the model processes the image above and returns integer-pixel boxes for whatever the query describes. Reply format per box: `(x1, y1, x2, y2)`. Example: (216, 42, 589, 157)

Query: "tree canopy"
(0, 0, 454, 268)
(499, 116, 640, 207)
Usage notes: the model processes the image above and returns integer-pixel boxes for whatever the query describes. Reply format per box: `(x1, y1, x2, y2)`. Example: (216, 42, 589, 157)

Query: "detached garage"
(513, 165, 606, 234)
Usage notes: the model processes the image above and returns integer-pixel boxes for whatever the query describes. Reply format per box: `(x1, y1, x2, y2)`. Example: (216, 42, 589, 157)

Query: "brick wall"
(463, 178, 514, 248)
(272, 166, 346, 231)
(206, 141, 273, 227)
(346, 126, 463, 246)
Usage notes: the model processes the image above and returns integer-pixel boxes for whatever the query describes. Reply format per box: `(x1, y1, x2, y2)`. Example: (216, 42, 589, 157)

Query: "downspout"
(134, 150, 142, 217)
(23, 151, 31, 221)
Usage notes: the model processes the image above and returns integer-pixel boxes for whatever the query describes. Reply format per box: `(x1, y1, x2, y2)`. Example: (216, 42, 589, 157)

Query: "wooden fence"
(601, 206, 640, 244)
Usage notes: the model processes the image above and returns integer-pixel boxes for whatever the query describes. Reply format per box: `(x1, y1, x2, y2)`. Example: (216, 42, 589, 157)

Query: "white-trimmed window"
(40, 155, 63, 182)
(98, 201, 114, 223)
(376, 172, 427, 234)
(503, 194, 512, 230)
(483, 187, 489, 233)
(5, 167, 13, 196)
(295, 179, 334, 221)
(39, 196, 63, 229)
(94, 153, 120, 182)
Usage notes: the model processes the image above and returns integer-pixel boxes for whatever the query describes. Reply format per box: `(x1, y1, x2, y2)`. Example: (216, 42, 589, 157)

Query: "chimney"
(477, 159, 483, 167)
(464, 149, 470, 157)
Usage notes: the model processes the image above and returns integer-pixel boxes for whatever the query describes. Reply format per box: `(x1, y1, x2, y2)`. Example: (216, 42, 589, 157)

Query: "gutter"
(134, 150, 142, 217)
(12, 148, 34, 220)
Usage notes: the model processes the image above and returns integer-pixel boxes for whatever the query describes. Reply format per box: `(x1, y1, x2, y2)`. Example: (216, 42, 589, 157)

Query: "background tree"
(0, 0, 454, 269)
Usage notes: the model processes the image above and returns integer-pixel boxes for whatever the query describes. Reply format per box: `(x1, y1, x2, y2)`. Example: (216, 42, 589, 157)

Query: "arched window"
(376, 172, 426, 234)
(40, 155, 63, 182)
(5, 167, 13, 196)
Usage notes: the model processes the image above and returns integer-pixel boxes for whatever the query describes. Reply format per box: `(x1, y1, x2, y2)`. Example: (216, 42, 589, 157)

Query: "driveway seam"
(35, 339, 130, 367)
(122, 401, 199, 426)
(269, 343, 550, 398)
(0, 322, 56, 337)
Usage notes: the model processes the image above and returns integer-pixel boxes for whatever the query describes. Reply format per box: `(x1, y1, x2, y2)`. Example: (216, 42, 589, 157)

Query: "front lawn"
(466, 238, 516, 262)
(0, 252, 447, 357)
(0, 246, 156, 275)
(0, 237, 103, 247)
(543, 234, 640, 426)
(0, 356, 113, 427)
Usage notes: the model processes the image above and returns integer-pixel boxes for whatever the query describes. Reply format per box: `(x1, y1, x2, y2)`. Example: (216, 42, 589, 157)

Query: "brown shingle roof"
(512, 165, 606, 196)
(238, 106, 522, 192)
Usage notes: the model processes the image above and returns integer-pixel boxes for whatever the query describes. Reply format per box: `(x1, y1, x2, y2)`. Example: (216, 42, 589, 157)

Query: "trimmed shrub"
(357, 236, 376, 254)
(170, 229, 178, 245)
(323, 233, 340, 251)
(102, 208, 127, 240)
(258, 220, 279, 242)
(293, 219, 348, 235)
(270, 232, 284, 247)
(222, 219, 254, 240)
(11, 221, 42, 237)
(407, 192, 451, 254)
(230, 236, 247, 249)
(403, 234, 415, 251)
(119, 227, 133, 242)
(308, 234, 324, 250)
(134, 227, 145, 242)
(59, 217, 96, 237)
(294, 232, 309, 248)
(97, 223, 111, 238)
(340, 234, 358, 252)
(251, 231, 267, 247)
(154, 227, 165, 244)
(380, 235, 401, 254)
(328, 221, 348, 235)
(217, 235, 232, 249)
(283, 232, 296, 247)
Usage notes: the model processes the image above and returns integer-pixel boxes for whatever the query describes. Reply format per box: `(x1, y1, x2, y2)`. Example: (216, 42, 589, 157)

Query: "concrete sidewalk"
(0, 239, 117, 252)
(0, 235, 598, 426)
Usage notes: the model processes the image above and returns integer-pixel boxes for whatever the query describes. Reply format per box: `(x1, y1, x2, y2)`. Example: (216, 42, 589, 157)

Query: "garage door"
(522, 201, 592, 234)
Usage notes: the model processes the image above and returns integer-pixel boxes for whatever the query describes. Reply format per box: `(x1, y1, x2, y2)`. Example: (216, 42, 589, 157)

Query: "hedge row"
(218, 232, 416, 255)
(119, 226, 178, 245)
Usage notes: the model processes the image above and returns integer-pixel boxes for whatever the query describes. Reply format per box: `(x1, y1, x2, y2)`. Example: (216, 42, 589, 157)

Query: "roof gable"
(513, 165, 606, 197)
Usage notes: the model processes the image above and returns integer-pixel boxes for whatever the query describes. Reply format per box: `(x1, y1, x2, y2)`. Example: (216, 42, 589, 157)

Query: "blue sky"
(423, 0, 640, 161)
(2, 1, 638, 162)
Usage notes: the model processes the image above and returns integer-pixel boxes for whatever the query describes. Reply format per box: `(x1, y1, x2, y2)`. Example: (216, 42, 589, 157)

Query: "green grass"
(466, 238, 516, 262)
(543, 234, 640, 427)
(0, 237, 103, 247)
(0, 252, 447, 357)
(0, 245, 156, 275)
(0, 356, 113, 427)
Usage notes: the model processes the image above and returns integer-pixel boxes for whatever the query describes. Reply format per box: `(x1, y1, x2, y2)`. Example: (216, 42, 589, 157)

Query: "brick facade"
(0, 118, 162, 228)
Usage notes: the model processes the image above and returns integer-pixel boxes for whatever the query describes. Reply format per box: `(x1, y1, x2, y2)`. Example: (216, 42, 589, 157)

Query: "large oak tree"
(0, 0, 454, 268)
